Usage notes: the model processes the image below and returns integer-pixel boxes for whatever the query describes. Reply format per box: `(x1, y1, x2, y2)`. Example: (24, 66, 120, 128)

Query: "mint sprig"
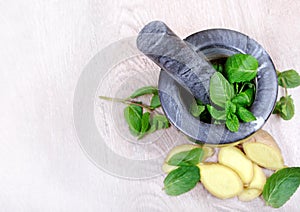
(100, 86, 170, 139)
(273, 69, 300, 120)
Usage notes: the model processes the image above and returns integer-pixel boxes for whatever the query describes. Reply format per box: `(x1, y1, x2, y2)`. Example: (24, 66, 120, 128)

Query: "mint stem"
(280, 78, 288, 96)
(99, 96, 153, 111)
(238, 83, 246, 93)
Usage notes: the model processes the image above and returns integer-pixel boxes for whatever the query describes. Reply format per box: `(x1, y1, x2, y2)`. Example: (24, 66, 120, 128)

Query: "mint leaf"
(277, 70, 300, 88)
(150, 94, 161, 109)
(232, 88, 254, 107)
(225, 54, 258, 83)
(138, 112, 150, 139)
(225, 100, 236, 115)
(164, 166, 200, 196)
(263, 167, 300, 208)
(168, 148, 204, 166)
(209, 72, 234, 108)
(141, 112, 150, 132)
(129, 127, 140, 136)
(190, 101, 205, 117)
(213, 63, 224, 73)
(124, 104, 143, 135)
(129, 86, 158, 98)
(232, 93, 249, 107)
(226, 113, 239, 132)
(148, 114, 170, 133)
(207, 105, 226, 120)
(225, 101, 239, 132)
(153, 115, 169, 130)
(237, 106, 256, 122)
(244, 87, 255, 104)
(273, 95, 295, 120)
(130, 104, 143, 118)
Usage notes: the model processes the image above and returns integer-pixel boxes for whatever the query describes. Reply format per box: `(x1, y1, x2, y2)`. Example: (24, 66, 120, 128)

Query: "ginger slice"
(243, 129, 281, 153)
(238, 164, 266, 201)
(238, 188, 261, 202)
(198, 163, 243, 199)
(247, 164, 266, 190)
(243, 142, 284, 170)
(218, 146, 254, 184)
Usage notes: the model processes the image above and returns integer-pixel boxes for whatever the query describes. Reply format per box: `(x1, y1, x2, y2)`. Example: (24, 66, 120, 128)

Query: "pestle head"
(136, 21, 216, 104)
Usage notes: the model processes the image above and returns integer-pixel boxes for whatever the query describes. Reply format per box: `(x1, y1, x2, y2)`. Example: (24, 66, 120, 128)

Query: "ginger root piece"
(247, 164, 266, 190)
(218, 146, 254, 184)
(243, 129, 281, 153)
(162, 145, 214, 173)
(198, 163, 243, 199)
(202, 146, 215, 160)
(238, 164, 266, 201)
(242, 129, 285, 170)
(238, 188, 261, 202)
(243, 142, 285, 170)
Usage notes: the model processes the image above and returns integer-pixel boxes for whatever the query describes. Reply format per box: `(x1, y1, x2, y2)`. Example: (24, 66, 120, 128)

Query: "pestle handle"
(136, 21, 215, 104)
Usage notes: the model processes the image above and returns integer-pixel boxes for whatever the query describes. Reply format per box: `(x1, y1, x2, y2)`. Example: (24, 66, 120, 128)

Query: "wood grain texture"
(0, 0, 300, 211)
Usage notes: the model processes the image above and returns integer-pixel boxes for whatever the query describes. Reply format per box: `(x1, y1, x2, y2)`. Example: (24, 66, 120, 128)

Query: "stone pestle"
(136, 21, 216, 104)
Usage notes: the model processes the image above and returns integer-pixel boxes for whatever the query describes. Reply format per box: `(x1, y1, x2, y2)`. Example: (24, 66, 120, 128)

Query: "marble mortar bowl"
(158, 29, 278, 145)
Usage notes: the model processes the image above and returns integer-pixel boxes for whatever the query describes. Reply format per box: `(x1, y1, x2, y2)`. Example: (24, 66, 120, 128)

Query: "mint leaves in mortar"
(192, 53, 258, 132)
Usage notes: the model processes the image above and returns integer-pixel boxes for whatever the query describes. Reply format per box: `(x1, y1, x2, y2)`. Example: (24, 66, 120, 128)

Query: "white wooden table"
(1, 0, 300, 211)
